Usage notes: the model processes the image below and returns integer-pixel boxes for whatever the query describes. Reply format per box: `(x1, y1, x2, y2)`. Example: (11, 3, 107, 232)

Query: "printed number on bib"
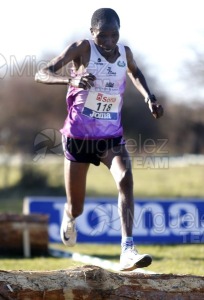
(82, 92, 120, 120)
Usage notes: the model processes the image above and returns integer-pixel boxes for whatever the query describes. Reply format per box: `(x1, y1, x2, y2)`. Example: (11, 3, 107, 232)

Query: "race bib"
(82, 92, 120, 120)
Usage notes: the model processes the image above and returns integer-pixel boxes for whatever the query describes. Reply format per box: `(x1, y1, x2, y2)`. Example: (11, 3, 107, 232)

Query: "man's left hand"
(149, 102, 164, 119)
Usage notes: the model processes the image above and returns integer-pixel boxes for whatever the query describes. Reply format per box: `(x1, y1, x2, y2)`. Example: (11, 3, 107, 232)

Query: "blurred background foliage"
(0, 49, 204, 156)
(0, 47, 204, 203)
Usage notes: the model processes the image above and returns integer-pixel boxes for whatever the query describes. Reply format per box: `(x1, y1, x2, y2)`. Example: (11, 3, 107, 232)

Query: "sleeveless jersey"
(60, 39, 127, 139)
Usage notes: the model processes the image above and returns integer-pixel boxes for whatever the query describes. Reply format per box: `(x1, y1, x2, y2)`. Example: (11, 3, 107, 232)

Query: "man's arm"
(125, 46, 152, 98)
(125, 46, 163, 118)
(35, 40, 95, 88)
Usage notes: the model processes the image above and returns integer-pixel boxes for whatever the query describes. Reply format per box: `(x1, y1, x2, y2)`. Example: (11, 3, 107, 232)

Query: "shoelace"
(122, 241, 137, 253)
(67, 219, 75, 230)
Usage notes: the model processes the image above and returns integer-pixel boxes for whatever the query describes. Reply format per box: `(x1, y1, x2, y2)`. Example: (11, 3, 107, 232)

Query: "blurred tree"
(0, 68, 67, 153)
(0, 50, 204, 155)
(183, 47, 204, 99)
(176, 30, 204, 103)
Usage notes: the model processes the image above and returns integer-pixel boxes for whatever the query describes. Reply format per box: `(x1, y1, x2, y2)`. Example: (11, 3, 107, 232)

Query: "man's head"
(91, 8, 120, 29)
(90, 8, 120, 54)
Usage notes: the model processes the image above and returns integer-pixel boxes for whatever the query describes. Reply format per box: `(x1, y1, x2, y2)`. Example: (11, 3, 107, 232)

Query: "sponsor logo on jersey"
(96, 93, 116, 102)
(117, 60, 126, 67)
(105, 82, 114, 88)
(107, 67, 116, 76)
(90, 111, 111, 119)
(94, 58, 103, 65)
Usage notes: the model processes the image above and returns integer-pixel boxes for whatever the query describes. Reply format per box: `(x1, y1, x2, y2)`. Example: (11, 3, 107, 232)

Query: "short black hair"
(91, 8, 120, 28)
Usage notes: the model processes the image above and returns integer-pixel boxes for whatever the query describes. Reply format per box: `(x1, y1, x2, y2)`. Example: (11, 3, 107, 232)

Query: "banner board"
(23, 197, 204, 244)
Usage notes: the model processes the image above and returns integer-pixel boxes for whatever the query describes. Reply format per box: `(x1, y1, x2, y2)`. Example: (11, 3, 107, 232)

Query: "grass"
(0, 156, 204, 197)
(0, 155, 204, 275)
(1, 163, 204, 214)
(1, 244, 204, 276)
(87, 163, 204, 198)
(1, 156, 204, 210)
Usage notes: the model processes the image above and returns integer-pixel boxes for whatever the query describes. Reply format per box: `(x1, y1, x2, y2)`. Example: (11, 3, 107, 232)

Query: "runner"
(35, 8, 163, 271)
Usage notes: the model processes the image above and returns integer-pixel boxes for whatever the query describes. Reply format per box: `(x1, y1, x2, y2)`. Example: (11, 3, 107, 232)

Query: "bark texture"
(0, 214, 49, 256)
(0, 265, 204, 300)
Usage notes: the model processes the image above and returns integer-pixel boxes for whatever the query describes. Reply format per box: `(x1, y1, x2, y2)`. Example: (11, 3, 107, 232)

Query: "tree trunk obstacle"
(0, 265, 204, 300)
(0, 214, 49, 257)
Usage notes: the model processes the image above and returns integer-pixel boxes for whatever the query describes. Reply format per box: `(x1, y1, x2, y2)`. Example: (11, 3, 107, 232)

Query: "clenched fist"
(146, 95, 164, 119)
(150, 103, 164, 119)
(70, 73, 96, 90)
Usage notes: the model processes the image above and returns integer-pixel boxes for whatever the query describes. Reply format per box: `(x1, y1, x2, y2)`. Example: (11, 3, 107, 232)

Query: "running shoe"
(60, 204, 77, 247)
(120, 246, 152, 271)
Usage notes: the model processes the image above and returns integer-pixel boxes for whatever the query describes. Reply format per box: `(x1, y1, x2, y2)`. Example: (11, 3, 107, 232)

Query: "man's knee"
(118, 169, 133, 191)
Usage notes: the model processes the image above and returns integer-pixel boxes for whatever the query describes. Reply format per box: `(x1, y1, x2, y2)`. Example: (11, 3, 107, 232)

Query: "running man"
(35, 8, 163, 271)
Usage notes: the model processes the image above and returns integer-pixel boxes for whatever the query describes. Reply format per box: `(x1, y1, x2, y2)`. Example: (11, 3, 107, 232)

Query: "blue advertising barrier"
(23, 197, 204, 244)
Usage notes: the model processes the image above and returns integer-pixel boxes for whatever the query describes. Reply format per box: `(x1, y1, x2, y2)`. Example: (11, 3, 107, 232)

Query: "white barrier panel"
(23, 197, 204, 244)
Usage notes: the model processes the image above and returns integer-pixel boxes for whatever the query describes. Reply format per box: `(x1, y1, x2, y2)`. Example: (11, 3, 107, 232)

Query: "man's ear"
(90, 27, 94, 35)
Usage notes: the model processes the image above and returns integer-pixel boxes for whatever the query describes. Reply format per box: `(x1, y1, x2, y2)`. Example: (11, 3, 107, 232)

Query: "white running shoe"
(120, 247, 152, 271)
(60, 204, 77, 247)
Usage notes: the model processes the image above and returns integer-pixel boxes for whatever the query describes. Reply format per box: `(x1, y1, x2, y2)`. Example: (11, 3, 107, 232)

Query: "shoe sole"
(120, 255, 152, 272)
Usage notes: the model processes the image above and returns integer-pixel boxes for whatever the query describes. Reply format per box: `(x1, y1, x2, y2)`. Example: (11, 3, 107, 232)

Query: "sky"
(0, 0, 204, 102)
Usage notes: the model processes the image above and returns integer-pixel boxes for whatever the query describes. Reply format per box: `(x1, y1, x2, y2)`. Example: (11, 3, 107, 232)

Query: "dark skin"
(35, 19, 163, 237)
(36, 21, 161, 114)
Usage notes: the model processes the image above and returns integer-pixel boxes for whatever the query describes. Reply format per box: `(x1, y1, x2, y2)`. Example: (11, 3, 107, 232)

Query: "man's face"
(91, 20, 120, 55)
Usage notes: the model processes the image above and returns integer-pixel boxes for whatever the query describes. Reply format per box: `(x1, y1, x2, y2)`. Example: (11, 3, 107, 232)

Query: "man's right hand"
(71, 73, 96, 90)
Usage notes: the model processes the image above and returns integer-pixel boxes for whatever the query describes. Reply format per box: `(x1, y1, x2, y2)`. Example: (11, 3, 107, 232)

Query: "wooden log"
(0, 214, 49, 256)
(0, 265, 204, 300)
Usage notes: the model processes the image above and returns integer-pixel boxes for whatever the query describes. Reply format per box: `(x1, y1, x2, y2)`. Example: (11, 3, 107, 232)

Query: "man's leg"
(64, 159, 90, 218)
(101, 145, 134, 237)
(101, 145, 152, 271)
(61, 159, 90, 246)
